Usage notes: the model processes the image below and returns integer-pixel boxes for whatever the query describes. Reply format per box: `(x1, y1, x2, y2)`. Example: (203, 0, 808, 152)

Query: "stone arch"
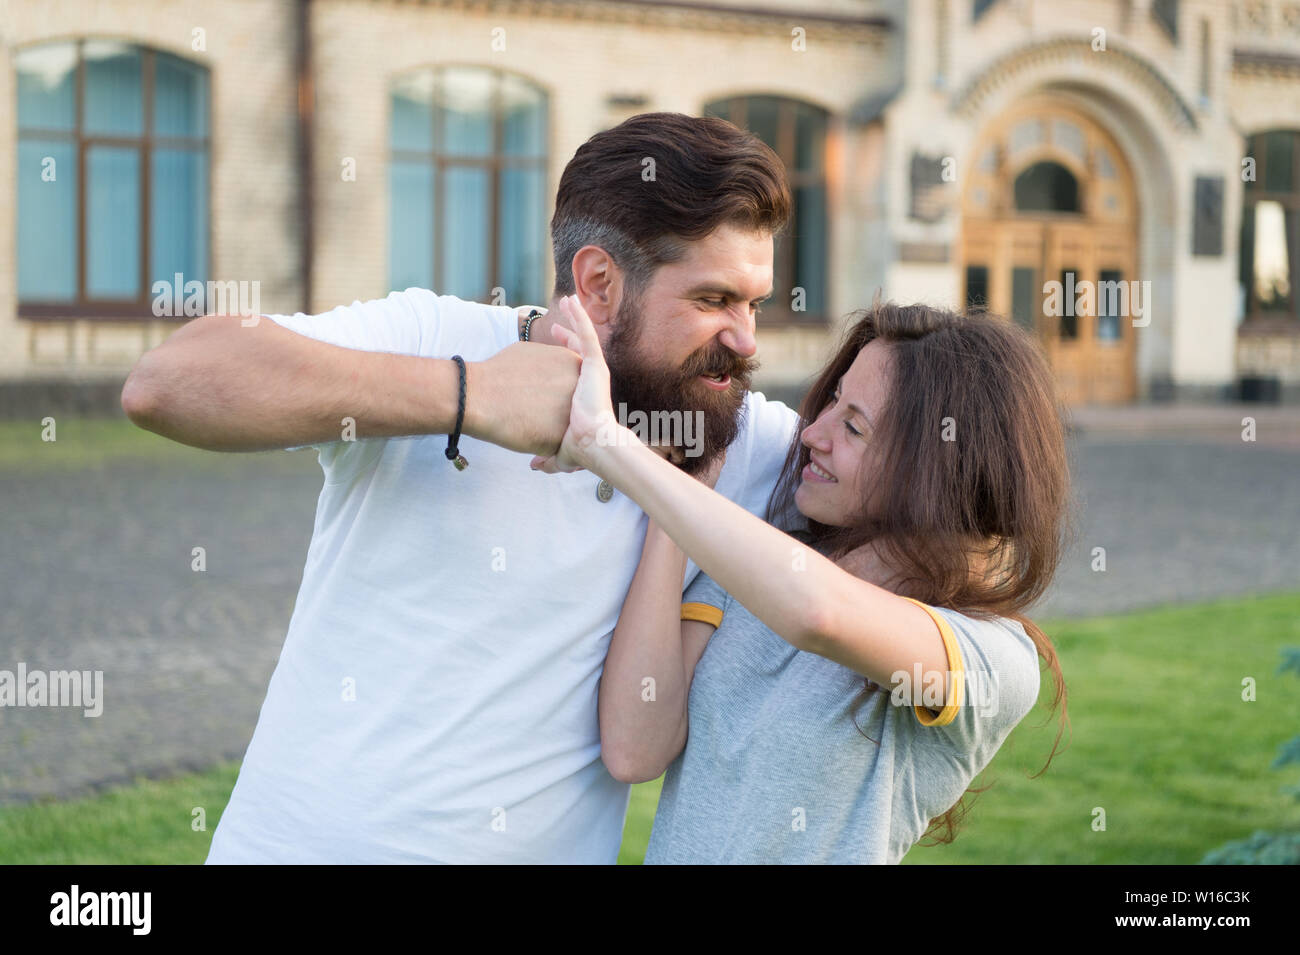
(951, 35, 1199, 134)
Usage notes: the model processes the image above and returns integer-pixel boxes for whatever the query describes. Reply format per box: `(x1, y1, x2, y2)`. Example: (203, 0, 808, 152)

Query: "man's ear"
(570, 245, 625, 329)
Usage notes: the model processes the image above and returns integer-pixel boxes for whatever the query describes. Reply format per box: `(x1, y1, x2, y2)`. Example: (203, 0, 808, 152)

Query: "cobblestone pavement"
(1, 428, 1297, 804)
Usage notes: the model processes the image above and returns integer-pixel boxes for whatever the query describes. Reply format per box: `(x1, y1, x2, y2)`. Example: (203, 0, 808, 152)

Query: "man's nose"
(718, 304, 757, 359)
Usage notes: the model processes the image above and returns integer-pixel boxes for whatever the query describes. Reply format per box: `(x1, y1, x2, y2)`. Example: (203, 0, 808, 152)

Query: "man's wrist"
(458, 358, 490, 442)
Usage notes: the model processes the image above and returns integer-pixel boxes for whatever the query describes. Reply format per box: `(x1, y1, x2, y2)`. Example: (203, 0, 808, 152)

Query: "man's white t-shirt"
(204, 289, 801, 864)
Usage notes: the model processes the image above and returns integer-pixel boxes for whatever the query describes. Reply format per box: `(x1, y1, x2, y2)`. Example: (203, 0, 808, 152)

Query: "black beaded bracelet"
(520, 308, 544, 342)
(445, 355, 468, 471)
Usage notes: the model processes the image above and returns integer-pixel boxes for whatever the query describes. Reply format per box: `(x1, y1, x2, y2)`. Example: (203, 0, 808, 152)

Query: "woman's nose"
(801, 417, 830, 450)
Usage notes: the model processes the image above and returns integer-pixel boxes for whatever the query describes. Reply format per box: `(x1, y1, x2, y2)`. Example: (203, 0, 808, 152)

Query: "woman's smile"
(802, 458, 838, 483)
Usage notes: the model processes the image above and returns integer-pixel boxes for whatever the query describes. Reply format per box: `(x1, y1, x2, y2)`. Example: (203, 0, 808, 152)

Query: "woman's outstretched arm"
(536, 296, 951, 699)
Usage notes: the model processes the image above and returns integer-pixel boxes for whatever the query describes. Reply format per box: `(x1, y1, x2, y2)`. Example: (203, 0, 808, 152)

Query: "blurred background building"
(2, 0, 1298, 411)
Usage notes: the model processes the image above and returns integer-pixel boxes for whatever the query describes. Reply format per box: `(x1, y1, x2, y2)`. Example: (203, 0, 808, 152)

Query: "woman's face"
(794, 339, 893, 527)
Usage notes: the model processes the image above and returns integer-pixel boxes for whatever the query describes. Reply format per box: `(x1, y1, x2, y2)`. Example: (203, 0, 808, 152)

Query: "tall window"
(704, 96, 829, 324)
(1240, 130, 1300, 324)
(389, 67, 548, 304)
(17, 40, 209, 317)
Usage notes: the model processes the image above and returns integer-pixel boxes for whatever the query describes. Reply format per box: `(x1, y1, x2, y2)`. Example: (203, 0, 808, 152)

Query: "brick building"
(3, 0, 1299, 409)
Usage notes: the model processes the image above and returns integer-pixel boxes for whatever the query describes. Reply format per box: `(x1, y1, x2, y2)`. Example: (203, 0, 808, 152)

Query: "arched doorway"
(961, 96, 1139, 404)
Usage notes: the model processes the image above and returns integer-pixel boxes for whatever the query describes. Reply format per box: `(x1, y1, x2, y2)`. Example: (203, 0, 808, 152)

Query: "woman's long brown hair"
(765, 300, 1073, 845)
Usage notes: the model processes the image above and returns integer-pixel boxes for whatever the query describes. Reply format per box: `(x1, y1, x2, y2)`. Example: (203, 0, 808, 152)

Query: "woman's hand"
(530, 295, 619, 475)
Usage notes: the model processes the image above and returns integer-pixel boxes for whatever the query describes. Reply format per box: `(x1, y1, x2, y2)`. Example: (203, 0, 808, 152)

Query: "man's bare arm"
(120, 314, 580, 454)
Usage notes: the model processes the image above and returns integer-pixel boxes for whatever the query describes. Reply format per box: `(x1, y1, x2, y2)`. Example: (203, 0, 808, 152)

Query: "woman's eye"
(845, 421, 861, 437)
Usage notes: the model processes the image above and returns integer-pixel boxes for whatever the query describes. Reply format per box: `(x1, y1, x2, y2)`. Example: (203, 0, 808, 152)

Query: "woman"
(534, 295, 1070, 864)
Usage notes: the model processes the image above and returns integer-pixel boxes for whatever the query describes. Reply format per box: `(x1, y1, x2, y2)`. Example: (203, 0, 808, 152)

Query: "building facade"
(3, 0, 1298, 408)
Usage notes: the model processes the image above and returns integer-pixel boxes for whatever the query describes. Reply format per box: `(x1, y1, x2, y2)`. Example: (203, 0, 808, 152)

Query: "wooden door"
(960, 98, 1139, 404)
(1042, 222, 1095, 405)
(1088, 226, 1139, 403)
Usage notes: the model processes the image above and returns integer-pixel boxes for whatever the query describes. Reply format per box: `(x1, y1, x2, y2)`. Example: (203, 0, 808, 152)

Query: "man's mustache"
(678, 344, 760, 382)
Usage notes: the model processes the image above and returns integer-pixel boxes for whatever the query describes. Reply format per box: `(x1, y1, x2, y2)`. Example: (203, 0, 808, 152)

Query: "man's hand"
(465, 341, 582, 457)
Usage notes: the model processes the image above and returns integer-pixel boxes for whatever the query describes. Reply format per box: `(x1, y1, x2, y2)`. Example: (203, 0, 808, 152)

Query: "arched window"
(1240, 130, 1299, 323)
(1014, 161, 1080, 213)
(389, 67, 548, 304)
(17, 40, 210, 316)
(704, 95, 828, 323)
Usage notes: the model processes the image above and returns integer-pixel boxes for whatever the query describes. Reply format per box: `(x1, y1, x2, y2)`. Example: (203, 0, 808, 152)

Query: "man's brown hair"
(551, 112, 792, 298)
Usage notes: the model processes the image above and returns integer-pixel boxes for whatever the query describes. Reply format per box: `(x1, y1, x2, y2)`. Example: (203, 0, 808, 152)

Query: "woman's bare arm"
(599, 520, 715, 784)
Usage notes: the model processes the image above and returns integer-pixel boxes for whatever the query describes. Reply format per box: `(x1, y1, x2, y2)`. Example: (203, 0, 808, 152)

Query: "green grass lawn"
(902, 590, 1300, 864)
(0, 418, 309, 474)
(2, 591, 1296, 864)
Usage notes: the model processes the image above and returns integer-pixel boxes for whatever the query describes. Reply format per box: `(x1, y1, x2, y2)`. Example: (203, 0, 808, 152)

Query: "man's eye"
(703, 298, 726, 307)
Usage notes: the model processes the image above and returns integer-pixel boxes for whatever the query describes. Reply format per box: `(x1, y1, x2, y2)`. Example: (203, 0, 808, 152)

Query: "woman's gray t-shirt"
(643, 571, 1042, 864)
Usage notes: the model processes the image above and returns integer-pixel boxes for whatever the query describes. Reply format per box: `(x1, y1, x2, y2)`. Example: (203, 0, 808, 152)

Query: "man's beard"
(603, 293, 758, 476)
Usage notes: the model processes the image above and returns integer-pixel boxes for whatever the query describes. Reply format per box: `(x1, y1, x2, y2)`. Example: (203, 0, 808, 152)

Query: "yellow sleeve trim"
(680, 602, 723, 629)
(901, 597, 965, 728)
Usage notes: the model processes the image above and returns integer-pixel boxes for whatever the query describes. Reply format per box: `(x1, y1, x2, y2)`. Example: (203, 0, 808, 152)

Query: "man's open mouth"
(698, 372, 731, 391)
